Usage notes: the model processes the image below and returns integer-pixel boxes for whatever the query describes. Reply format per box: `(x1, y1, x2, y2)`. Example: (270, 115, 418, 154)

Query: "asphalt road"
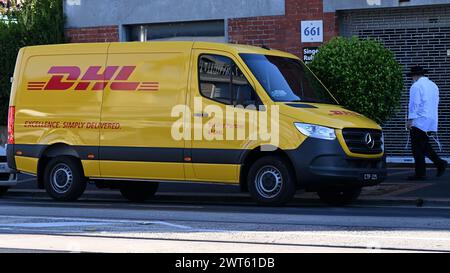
(1, 193, 450, 253)
(2, 170, 450, 253)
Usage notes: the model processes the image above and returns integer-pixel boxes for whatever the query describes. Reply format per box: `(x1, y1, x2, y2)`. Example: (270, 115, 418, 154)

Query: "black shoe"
(437, 160, 448, 177)
(408, 175, 427, 181)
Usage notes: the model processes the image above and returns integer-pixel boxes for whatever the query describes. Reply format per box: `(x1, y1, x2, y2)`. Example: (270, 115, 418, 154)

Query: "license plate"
(363, 173, 378, 181)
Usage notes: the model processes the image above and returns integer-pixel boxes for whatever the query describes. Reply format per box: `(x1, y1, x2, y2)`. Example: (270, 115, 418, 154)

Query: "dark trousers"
(410, 126, 443, 177)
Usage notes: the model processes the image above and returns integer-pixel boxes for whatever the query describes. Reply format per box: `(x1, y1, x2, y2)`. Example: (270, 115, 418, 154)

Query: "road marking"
(0, 232, 446, 253)
(149, 221, 193, 230)
(0, 199, 204, 209)
(0, 233, 402, 253)
(0, 222, 111, 228)
(0, 215, 193, 230)
(280, 231, 450, 242)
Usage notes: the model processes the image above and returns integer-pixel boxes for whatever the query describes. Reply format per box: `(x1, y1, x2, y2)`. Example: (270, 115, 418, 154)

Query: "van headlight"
(294, 123, 336, 140)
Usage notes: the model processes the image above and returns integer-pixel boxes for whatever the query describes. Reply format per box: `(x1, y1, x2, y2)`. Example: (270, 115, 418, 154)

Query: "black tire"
(43, 156, 87, 201)
(0, 186, 9, 197)
(120, 182, 159, 203)
(317, 188, 362, 206)
(247, 156, 296, 206)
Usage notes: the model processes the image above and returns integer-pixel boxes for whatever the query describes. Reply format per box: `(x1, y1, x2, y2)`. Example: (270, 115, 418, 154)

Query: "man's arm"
(408, 84, 421, 129)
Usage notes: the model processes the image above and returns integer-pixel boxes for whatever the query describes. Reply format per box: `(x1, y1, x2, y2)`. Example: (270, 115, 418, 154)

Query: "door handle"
(193, 112, 209, 118)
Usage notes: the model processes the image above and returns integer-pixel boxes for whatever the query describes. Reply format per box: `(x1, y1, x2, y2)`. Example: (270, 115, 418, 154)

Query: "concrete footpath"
(339, 167, 450, 207)
(5, 167, 450, 207)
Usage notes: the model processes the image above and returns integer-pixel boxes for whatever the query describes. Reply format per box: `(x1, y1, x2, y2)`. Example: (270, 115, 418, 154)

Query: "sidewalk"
(6, 167, 450, 207)
(356, 167, 450, 205)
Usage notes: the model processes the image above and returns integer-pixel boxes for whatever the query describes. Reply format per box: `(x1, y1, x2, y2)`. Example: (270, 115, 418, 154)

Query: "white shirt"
(408, 77, 439, 132)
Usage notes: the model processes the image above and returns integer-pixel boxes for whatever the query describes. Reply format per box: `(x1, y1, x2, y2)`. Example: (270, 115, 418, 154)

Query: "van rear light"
(7, 106, 15, 144)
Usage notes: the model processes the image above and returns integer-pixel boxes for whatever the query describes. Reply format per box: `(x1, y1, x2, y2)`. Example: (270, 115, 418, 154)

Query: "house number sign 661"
(301, 20, 323, 43)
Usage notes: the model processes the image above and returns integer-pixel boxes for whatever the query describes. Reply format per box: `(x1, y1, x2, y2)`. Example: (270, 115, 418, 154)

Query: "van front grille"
(342, 128, 383, 155)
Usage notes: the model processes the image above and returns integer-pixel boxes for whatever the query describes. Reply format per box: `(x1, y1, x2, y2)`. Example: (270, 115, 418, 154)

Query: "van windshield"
(240, 54, 337, 104)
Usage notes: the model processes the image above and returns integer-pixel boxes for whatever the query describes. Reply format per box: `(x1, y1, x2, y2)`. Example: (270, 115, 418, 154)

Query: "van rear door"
(13, 44, 108, 176)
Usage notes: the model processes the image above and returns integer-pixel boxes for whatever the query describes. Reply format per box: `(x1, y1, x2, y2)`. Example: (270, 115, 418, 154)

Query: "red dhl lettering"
(329, 110, 360, 116)
(26, 66, 159, 92)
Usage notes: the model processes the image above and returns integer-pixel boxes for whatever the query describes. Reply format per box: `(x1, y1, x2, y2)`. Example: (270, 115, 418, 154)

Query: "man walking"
(407, 65, 447, 180)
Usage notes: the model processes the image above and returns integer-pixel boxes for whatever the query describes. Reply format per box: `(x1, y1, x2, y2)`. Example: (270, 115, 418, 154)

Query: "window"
(125, 20, 225, 42)
(240, 54, 337, 104)
(198, 54, 258, 106)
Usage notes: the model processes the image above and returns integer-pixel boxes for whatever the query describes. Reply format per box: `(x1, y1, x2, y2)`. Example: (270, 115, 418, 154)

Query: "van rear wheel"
(317, 188, 361, 206)
(120, 182, 159, 203)
(0, 186, 9, 197)
(247, 156, 296, 206)
(43, 156, 87, 201)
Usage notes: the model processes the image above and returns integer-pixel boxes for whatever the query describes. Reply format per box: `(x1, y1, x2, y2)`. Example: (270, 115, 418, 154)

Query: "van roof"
(22, 41, 298, 59)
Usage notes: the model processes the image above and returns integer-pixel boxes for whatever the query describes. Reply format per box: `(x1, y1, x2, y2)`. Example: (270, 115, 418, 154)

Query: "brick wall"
(63, 0, 338, 52)
(65, 26, 119, 43)
(228, 0, 337, 58)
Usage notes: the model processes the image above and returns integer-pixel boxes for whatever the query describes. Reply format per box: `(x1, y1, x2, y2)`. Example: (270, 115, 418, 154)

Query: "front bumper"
(286, 137, 387, 191)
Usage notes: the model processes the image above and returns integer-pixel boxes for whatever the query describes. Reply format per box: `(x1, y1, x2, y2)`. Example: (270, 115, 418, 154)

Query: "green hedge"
(0, 0, 65, 125)
(308, 36, 404, 124)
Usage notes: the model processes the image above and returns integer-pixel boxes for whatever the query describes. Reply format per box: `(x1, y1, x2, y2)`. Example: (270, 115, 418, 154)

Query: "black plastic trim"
(10, 144, 244, 165)
(286, 103, 318, 109)
(6, 144, 16, 170)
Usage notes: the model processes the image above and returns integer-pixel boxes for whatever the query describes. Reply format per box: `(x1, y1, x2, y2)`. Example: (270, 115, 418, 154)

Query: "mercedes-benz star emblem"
(364, 133, 375, 149)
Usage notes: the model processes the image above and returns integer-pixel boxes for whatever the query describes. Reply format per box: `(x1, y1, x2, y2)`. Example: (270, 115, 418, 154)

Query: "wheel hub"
(255, 166, 283, 199)
(51, 163, 74, 194)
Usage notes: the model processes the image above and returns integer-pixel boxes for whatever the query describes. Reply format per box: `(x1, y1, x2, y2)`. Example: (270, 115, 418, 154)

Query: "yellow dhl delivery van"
(6, 41, 386, 206)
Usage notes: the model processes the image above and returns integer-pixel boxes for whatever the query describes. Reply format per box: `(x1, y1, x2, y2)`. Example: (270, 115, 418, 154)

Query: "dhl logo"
(329, 110, 360, 116)
(27, 66, 159, 91)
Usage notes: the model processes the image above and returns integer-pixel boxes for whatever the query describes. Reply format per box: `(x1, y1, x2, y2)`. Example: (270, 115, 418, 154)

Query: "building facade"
(64, 0, 450, 162)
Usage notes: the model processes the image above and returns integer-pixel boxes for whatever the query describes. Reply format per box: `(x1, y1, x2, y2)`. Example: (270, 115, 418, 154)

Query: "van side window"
(199, 54, 257, 107)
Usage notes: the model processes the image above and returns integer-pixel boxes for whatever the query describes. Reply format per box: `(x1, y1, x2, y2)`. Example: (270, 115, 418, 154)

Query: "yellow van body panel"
(98, 42, 193, 181)
(190, 164, 239, 183)
(99, 161, 185, 181)
(81, 160, 101, 177)
(14, 156, 38, 174)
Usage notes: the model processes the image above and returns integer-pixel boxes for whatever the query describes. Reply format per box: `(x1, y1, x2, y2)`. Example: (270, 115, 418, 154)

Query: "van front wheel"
(120, 182, 159, 203)
(317, 188, 361, 206)
(44, 156, 87, 201)
(247, 156, 296, 206)
(0, 186, 9, 197)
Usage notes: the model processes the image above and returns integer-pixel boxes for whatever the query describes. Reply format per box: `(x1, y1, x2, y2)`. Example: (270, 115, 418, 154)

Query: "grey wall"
(64, 0, 285, 28)
(324, 0, 450, 12)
